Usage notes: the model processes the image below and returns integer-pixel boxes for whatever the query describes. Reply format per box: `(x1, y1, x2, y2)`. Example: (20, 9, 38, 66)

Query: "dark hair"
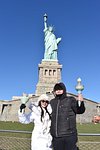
(38, 101, 51, 122)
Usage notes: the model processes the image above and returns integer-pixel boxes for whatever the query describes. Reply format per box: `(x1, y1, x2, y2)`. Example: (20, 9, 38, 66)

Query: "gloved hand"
(20, 104, 26, 112)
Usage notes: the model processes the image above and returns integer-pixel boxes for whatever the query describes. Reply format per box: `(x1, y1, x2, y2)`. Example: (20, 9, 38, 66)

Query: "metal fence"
(0, 130, 100, 150)
(0, 130, 31, 150)
(78, 133, 100, 150)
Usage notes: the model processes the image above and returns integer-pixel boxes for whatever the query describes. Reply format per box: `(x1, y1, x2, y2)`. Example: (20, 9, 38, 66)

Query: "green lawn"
(0, 121, 33, 138)
(0, 121, 100, 133)
(77, 123, 100, 133)
(77, 123, 100, 141)
(0, 121, 100, 141)
(0, 121, 34, 131)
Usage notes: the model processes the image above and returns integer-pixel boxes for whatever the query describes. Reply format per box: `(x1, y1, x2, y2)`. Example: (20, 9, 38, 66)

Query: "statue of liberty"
(43, 14, 61, 60)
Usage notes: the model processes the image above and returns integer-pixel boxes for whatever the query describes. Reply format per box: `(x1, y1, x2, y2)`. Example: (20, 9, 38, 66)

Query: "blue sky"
(0, 0, 100, 102)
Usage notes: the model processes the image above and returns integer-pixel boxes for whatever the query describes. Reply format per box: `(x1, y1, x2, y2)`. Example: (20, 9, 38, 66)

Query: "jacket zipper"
(55, 99, 60, 137)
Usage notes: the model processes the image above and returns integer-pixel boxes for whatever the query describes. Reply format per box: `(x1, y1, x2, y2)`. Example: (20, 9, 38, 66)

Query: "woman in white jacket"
(18, 94, 52, 150)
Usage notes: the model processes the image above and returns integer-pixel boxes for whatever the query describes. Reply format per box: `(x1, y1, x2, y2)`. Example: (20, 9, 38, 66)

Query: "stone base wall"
(36, 60, 62, 95)
(0, 93, 99, 123)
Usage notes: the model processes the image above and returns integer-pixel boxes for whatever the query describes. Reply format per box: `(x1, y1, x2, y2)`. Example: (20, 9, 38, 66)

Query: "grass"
(0, 121, 33, 138)
(0, 121, 100, 133)
(0, 121, 100, 141)
(77, 123, 100, 142)
(77, 123, 100, 133)
(0, 121, 34, 131)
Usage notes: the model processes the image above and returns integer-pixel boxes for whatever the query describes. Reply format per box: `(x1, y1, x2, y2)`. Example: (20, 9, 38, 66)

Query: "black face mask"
(56, 93, 63, 98)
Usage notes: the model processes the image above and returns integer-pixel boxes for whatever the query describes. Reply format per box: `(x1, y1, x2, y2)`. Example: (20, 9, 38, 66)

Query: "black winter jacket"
(50, 82, 85, 137)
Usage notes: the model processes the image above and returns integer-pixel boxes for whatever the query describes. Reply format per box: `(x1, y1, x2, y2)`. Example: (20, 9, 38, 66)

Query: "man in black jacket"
(50, 82, 85, 150)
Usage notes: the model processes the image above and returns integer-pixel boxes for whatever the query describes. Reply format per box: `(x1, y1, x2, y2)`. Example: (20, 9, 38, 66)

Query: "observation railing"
(0, 130, 100, 150)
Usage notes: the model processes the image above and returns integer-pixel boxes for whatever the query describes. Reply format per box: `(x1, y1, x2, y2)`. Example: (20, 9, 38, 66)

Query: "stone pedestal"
(35, 60, 62, 96)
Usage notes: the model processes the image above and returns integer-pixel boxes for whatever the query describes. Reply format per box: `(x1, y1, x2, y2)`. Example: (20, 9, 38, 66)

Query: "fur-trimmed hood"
(38, 94, 49, 103)
(29, 94, 52, 114)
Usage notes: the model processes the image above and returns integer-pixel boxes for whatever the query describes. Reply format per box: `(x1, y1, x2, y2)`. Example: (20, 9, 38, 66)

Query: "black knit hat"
(53, 83, 64, 91)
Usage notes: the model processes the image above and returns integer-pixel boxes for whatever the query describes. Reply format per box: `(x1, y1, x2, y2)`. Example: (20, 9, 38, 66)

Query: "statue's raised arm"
(43, 14, 61, 60)
(44, 13, 48, 30)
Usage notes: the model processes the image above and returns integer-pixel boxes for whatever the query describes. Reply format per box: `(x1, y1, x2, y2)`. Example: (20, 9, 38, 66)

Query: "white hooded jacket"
(18, 94, 52, 150)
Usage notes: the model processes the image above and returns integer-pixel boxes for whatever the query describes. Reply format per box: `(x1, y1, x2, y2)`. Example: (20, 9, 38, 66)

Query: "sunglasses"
(41, 100, 49, 103)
